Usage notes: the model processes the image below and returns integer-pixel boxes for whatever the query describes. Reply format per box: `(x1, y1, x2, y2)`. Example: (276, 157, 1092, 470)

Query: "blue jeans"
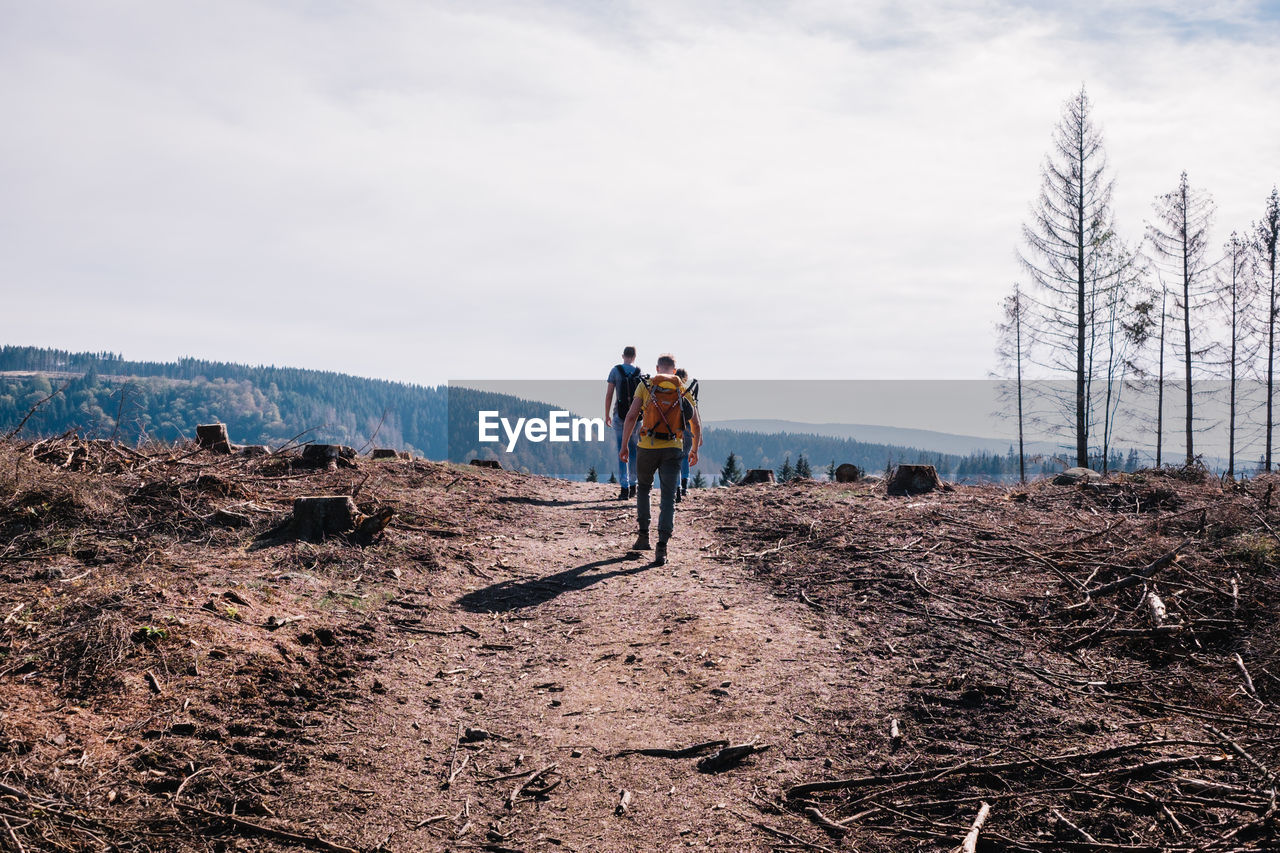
(614, 421, 638, 487)
(636, 446, 682, 536)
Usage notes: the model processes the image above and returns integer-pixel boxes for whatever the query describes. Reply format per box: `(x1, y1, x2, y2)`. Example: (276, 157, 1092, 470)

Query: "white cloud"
(0, 0, 1276, 384)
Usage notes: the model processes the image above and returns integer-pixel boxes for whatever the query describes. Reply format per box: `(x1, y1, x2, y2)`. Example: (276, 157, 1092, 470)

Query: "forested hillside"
(0, 346, 448, 456)
(2, 346, 1079, 481)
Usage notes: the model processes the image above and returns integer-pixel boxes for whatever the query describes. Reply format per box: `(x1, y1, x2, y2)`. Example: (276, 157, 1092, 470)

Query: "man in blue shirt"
(605, 346, 641, 500)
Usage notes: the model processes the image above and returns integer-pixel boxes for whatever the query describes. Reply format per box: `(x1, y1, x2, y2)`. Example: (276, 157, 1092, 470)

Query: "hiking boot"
(630, 530, 651, 551)
(675, 489, 682, 503)
(629, 484, 637, 498)
(654, 539, 668, 566)
(617, 486, 629, 501)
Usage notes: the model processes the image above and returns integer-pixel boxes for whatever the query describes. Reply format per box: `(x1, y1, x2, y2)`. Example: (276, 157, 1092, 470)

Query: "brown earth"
(3, 440, 1280, 852)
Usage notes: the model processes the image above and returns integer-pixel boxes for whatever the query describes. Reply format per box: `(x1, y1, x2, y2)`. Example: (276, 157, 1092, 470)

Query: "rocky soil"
(3, 440, 1280, 852)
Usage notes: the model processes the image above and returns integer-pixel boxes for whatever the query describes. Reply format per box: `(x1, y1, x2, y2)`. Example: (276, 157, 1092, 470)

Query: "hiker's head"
(622, 346, 636, 363)
(656, 354, 676, 373)
(674, 368, 687, 381)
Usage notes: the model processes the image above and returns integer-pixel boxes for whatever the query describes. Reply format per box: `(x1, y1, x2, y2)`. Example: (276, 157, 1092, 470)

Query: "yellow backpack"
(641, 374, 685, 441)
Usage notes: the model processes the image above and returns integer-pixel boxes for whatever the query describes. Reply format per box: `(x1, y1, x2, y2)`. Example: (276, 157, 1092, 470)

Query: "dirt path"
(303, 477, 868, 852)
(11, 444, 1280, 851)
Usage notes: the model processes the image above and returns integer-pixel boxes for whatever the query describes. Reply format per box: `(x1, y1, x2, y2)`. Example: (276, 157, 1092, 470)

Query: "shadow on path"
(496, 496, 603, 508)
(457, 554, 651, 613)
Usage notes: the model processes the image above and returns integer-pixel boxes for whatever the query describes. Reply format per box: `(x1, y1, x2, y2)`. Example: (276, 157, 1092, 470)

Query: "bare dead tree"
(1086, 234, 1149, 472)
(4, 380, 71, 440)
(1146, 171, 1216, 465)
(1219, 232, 1260, 479)
(995, 284, 1029, 483)
(1257, 187, 1280, 470)
(1155, 284, 1167, 467)
(1020, 86, 1119, 467)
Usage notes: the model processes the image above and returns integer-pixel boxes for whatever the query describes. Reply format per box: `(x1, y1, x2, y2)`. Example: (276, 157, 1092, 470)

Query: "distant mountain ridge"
(707, 418, 1063, 458)
(1, 345, 1066, 481)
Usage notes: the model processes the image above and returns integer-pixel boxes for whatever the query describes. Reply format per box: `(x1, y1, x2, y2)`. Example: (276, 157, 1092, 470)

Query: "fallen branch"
(1052, 809, 1098, 843)
(1076, 539, 1191, 603)
(1080, 754, 1230, 780)
(506, 764, 558, 809)
(1234, 654, 1259, 701)
(6, 380, 71, 440)
(1143, 591, 1167, 628)
(955, 802, 990, 853)
(447, 754, 471, 787)
(803, 806, 847, 835)
(732, 811, 838, 853)
(144, 670, 164, 695)
(786, 739, 1221, 799)
(2, 814, 24, 853)
(175, 802, 358, 853)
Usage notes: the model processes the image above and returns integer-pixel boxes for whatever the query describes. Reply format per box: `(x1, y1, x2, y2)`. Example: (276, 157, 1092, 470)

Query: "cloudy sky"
(2, 1, 1277, 385)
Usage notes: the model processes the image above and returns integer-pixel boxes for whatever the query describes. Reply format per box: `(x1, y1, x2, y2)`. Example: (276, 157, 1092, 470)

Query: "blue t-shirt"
(607, 363, 640, 418)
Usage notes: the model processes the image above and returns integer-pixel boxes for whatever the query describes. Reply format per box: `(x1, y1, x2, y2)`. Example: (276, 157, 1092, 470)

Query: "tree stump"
(240, 445, 270, 457)
(196, 423, 232, 454)
(740, 469, 776, 485)
(834, 463, 862, 483)
(887, 464, 946, 496)
(291, 496, 358, 543)
(301, 444, 356, 470)
(470, 459, 501, 469)
(371, 448, 399, 460)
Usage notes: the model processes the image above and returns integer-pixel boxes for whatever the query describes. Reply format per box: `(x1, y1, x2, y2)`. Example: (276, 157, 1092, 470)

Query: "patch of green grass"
(1230, 533, 1280, 568)
(131, 625, 169, 643)
(316, 587, 394, 613)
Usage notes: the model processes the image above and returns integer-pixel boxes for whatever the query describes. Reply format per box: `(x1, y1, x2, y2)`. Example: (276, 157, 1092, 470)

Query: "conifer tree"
(1020, 87, 1123, 466)
(795, 455, 812, 479)
(1147, 171, 1216, 464)
(691, 471, 707, 488)
(1257, 188, 1280, 469)
(586, 466, 598, 482)
(778, 455, 794, 482)
(996, 283, 1029, 483)
(720, 452, 743, 485)
(1220, 231, 1259, 479)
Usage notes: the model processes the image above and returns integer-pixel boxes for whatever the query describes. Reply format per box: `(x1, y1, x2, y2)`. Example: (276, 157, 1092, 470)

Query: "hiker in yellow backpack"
(619, 354, 700, 565)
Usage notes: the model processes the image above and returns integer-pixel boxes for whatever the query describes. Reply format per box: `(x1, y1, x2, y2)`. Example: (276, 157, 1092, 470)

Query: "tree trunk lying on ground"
(886, 464, 948, 496)
(371, 448, 399, 459)
(196, 423, 232, 454)
(740, 469, 776, 485)
(470, 459, 501, 469)
(1054, 466, 1102, 485)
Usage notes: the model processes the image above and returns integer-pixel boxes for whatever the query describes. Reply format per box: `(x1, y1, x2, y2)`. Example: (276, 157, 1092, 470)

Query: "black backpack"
(681, 378, 699, 422)
(615, 364, 641, 415)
